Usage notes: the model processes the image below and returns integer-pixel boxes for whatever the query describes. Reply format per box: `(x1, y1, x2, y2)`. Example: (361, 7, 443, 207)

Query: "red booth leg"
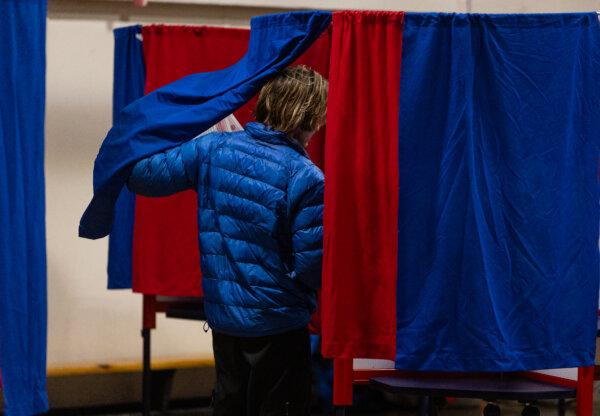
(143, 294, 157, 329)
(333, 358, 353, 407)
(576, 366, 594, 416)
(142, 295, 157, 416)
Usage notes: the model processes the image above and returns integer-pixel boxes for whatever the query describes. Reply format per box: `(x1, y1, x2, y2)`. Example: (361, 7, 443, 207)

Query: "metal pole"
(558, 398, 566, 416)
(142, 328, 152, 416)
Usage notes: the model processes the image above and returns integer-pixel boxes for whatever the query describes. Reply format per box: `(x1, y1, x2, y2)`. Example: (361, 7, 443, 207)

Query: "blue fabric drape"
(397, 13, 600, 371)
(0, 0, 48, 414)
(108, 25, 146, 289)
(79, 11, 332, 239)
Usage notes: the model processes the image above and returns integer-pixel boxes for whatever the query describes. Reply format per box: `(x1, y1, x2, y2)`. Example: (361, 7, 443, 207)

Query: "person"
(127, 65, 327, 416)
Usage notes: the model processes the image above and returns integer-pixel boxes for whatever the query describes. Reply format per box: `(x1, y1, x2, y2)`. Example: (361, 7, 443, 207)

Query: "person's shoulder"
(189, 130, 244, 150)
(290, 155, 324, 183)
(203, 129, 244, 142)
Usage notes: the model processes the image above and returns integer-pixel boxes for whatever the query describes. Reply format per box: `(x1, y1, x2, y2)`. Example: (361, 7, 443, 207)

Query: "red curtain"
(133, 25, 331, 296)
(133, 26, 251, 296)
(294, 26, 332, 170)
(292, 28, 332, 332)
(321, 11, 403, 360)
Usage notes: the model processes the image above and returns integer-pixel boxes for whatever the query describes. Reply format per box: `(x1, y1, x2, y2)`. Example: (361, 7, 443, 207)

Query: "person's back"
(140, 123, 323, 336)
(128, 65, 327, 416)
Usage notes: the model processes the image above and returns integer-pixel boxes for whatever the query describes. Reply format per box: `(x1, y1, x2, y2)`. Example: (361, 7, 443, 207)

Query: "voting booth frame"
(139, 294, 596, 416)
(332, 359, 593, 416)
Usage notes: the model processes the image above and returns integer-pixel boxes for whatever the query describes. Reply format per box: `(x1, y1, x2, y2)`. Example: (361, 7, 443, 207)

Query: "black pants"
(212, 327, 311, 416)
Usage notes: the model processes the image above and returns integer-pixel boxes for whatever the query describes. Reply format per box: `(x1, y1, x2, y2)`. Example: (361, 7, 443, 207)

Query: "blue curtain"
(79, 11, 332, 239)
(108, 26, 146, 289)
(0, 0, 48, 414)
(397, 13, 600, 372)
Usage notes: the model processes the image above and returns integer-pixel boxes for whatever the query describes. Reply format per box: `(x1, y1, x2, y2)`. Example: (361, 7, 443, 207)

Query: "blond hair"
(255, 65, 328, 136)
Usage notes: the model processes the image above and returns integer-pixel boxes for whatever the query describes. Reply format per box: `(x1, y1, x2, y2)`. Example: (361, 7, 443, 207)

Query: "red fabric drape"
(321, 11, 403, 360)
(295, 27, 332, 171)
(133, 25, 331, 297)
(292, 29, 332, 333)
(133, 26, 251, 296)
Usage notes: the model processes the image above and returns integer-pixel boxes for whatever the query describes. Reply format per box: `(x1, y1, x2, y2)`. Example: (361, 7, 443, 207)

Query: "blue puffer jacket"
(128, 122, 324, 337)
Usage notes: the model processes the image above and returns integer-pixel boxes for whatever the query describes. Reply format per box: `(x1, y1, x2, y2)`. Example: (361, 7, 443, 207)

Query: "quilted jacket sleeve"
(287, 164, 324, 291)
(127, 138, 203, 197)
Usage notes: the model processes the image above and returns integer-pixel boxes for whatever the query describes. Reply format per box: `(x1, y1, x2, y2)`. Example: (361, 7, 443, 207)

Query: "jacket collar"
(245, 122, 308, 157)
